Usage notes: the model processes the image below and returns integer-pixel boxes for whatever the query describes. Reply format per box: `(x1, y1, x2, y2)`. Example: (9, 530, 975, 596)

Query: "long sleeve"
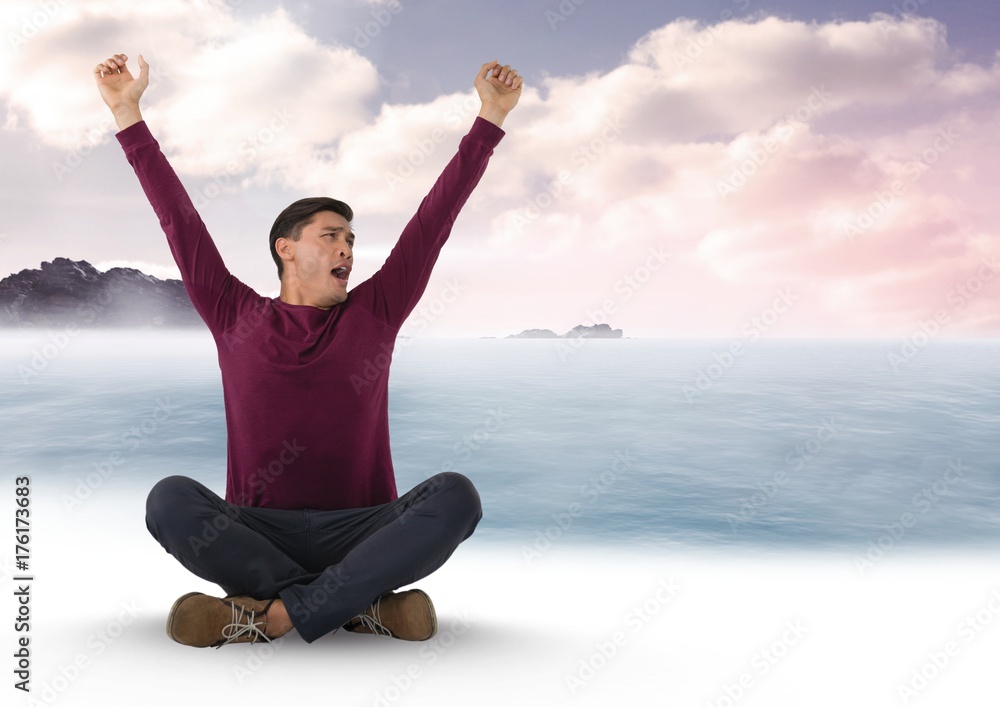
(116, 121, 259, 337)
(350, 117, 505, 331)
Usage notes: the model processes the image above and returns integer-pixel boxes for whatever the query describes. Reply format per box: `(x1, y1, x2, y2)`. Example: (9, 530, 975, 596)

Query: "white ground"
(5, 490, 1000, 707)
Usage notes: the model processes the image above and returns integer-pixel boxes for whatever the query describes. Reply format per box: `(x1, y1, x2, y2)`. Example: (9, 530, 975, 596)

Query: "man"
(93, 52, 522, 647)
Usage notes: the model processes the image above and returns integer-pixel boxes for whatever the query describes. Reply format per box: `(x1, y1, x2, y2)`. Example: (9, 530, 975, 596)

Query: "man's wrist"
(112, 104, 143, 131)
(477, 103, 510, 129)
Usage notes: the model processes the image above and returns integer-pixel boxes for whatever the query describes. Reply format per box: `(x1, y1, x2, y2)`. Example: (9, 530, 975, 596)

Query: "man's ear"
(275, 237, 295, 263)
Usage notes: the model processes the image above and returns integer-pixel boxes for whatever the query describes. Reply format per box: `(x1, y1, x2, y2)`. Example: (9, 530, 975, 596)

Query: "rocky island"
(0, 258, 200, 328)
(505, 324, 624, 338)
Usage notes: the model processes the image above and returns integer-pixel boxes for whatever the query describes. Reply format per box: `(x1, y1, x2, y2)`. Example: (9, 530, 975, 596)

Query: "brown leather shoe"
(343, 589, 437, 641)
(166, 592, 276, 648)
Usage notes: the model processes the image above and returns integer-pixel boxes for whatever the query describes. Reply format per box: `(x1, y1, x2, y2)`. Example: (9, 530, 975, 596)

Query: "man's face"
(278, 210, 355, 309)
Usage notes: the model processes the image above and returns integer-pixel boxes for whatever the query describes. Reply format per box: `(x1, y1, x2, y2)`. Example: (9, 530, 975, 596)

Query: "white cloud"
(0, 1, 379, 175)
(428, 15, 999, 336)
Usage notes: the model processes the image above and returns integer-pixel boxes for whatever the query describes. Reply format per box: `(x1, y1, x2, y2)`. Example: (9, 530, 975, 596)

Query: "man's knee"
(145, 475, 223, 543)
(146, 475, 197, 523)
(436, 471, 482, 527)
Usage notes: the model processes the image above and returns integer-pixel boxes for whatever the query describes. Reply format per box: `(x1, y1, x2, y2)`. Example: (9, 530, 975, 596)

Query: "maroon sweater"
(117, 117, 504, 510)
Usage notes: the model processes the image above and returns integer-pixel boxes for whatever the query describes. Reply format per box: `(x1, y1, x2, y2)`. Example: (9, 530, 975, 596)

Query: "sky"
(1, 0, 999, 338)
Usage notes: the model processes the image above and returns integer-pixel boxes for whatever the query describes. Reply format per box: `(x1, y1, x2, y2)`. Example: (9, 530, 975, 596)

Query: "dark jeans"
(144, 472, 482, 643)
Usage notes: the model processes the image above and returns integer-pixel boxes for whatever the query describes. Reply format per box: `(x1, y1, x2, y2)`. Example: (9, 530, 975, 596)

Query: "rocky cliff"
(0, 258, 201, 328)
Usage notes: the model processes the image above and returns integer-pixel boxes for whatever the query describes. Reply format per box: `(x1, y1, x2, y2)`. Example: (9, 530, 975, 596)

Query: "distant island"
(505, 324, 624, 338)
(0, 258, 626, 338)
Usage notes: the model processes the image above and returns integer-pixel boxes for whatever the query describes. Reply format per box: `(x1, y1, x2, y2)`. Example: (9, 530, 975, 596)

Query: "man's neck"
(277, 284, 334, 310)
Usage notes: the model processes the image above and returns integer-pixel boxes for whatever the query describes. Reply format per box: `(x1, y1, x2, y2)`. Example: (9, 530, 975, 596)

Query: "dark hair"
(268, 197, 354, 280)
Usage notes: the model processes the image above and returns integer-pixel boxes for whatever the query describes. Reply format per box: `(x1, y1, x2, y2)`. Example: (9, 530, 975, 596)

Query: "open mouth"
(332, 267, 349, 284)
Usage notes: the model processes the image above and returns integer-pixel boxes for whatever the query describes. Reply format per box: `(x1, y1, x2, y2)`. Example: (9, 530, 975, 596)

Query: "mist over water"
(3, 330, 998, 552)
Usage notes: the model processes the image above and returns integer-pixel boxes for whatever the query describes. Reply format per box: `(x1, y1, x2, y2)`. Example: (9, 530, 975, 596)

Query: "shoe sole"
(409, 589, 437, 641)
(166, 591, 206, 644)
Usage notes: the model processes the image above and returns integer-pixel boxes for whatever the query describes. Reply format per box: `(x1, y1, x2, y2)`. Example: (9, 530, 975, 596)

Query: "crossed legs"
(144, 472, 482, 644)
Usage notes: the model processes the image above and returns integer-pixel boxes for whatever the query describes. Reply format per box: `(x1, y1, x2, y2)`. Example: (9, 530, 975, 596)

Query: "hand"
(475, 60, 523, 128)
(94, 53, 149, 130)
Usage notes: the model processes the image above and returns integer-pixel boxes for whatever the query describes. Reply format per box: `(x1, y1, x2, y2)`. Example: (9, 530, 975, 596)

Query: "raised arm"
(354, 59, 524, 330)
(93, 53, 257, 337)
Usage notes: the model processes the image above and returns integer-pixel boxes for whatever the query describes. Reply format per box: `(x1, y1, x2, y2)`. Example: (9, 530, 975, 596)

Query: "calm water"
(2, 331, 998, 551)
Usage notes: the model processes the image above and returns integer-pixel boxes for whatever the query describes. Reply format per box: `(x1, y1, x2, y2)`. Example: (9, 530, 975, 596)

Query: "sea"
(2, 330, 998, 554)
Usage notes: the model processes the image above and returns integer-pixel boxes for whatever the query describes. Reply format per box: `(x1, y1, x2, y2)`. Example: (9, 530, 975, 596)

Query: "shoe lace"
(353, 595, 393, 637)
(217, 600, 272, 648)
